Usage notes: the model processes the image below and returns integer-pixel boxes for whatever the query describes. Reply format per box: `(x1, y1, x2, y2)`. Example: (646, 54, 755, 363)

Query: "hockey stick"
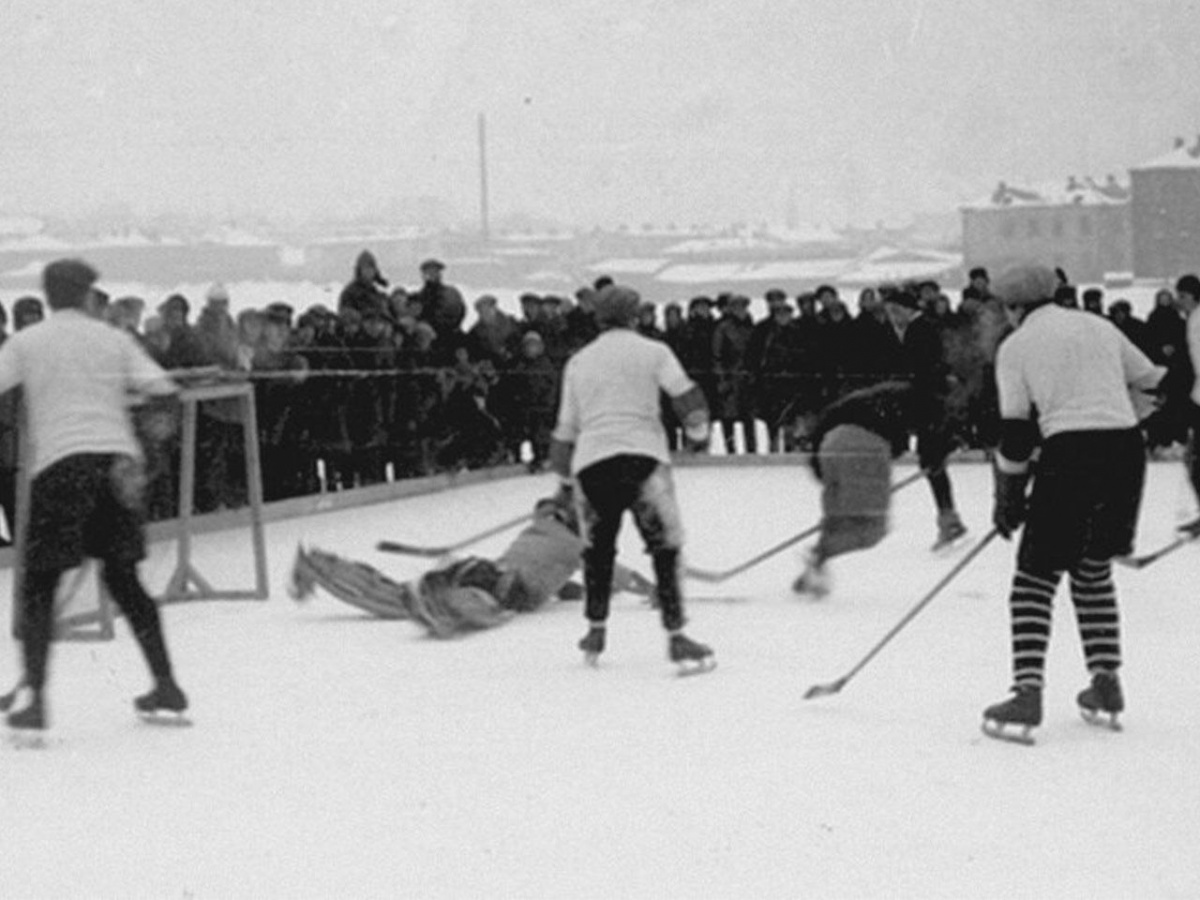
(376, 512, 535, 558)
(1114, 532, 1198, 570)
(804, 527, 999, 700)
(685, 467, 926, 584)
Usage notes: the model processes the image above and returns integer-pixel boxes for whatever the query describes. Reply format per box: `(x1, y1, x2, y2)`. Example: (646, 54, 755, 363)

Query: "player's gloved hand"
(554, 479, 575, 507)
(684, 421, 710, 454)
(992, 469, 1029, 539)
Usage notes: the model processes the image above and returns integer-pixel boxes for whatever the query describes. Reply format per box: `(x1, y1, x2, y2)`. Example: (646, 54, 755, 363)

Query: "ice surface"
(0, 461, 1197, 899)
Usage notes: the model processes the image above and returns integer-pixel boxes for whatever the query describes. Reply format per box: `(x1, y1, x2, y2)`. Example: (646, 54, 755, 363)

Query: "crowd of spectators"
(0, 255, 1194, 538)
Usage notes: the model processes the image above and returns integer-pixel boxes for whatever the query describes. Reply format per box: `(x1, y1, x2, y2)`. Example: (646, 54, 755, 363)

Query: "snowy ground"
(0, 460, 1197, 899)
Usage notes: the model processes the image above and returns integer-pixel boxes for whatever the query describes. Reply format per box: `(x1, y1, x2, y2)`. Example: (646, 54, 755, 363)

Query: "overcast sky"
(3, 0, 1200, 228)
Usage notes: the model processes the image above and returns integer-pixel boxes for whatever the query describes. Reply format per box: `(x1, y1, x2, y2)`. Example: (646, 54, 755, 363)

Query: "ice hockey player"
(550, 283, 715, 674)
(981, 264, 1165, 745)
(792, 380, 918, 598)
(290, 489, 655, 638)
(0, 259, 189, 732)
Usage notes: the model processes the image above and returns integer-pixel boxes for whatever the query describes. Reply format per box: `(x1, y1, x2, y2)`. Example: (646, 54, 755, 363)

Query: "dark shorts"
(24, 454, 147, 573)
(1018, 429, 1146, 573)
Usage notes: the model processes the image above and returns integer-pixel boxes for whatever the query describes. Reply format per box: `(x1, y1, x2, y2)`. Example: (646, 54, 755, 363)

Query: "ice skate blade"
(981, 719, 1036, 746)
(582, 652, 601, 668)
(932, 535, 969, 555)
(675, 657, 717, 678)
(1080, 709, 1123, 732)
(138, 711, 194, 728)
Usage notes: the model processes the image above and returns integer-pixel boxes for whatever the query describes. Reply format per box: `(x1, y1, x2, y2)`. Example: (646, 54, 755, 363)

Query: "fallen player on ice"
(289, 489, 656, 638)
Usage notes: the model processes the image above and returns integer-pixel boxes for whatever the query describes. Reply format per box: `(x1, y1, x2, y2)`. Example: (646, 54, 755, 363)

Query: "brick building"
(960, 176, 1131, 283)
(1128, 137, 1200, 279)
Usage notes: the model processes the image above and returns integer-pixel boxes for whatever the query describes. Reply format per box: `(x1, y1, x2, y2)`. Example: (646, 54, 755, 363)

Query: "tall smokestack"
(478, 112, 490, 240)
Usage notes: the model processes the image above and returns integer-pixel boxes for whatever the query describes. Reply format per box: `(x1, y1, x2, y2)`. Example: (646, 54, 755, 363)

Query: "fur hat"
(993, 264, 1059, 307)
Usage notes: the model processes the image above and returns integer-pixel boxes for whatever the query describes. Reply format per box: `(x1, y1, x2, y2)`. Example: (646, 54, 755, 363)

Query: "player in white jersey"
(550, 285, 715, 673)
(981, 264, 1165, 744)
(0, 259, 187, 731)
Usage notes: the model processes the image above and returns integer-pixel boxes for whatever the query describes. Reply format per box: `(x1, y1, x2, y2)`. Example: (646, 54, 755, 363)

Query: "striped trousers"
(1008, 558, 1121, 688)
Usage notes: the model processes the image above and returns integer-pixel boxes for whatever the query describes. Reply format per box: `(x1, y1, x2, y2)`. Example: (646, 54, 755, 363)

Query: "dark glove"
(992, 469, 1029, 539)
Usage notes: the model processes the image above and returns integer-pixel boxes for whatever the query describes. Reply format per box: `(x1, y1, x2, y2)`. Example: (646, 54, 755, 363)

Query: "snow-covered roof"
(962, 177, 1129, 211)
(1133, 143, 1200, 171)
(586, 258, 670, 275)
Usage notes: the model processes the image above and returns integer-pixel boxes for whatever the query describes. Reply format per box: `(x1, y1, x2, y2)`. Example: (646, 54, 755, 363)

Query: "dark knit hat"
(880, 285, 919, 310)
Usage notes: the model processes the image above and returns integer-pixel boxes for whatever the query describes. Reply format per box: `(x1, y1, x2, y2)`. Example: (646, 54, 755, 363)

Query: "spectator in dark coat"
(414, 258, 466, 346)
(712, 294, 757, 454)
(679, 296, 718, 420)
(468, 294, 519, 368)
(338, 250, 390, 319)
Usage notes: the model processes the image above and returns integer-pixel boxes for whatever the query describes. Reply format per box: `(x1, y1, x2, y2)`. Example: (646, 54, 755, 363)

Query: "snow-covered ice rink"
(1, 460, 1197, 899)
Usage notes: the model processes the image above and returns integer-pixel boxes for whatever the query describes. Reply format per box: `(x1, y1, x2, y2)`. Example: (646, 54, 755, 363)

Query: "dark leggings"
(578, 456, 686, 632)
(21, 561, 173, 693)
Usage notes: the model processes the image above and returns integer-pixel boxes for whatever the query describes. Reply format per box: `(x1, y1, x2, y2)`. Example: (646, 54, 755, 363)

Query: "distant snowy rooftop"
(963, 175, 1129, 211)
(1133, 140, 1200, 171)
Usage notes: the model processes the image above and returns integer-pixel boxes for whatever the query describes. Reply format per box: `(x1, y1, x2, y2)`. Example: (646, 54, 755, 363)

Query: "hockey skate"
(981, 684, 1041, 746)
(135, 680, 192, 727)
(792, 554, 830, 600)
(578, 624, 606, 667)
(1077, 671, 1124, 732)
(932, 511, 968, 553)
(668, 633, 716, 677)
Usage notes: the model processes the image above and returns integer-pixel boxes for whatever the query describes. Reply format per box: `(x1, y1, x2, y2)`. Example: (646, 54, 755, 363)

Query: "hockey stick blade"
(685, 469, 926, 585)
(803, 677, 848, 700)
(376, 512, 535, 558)
(1114, 534, 1196, 570)
(802, 529, 999, 701)
(375, 540, 456, 558)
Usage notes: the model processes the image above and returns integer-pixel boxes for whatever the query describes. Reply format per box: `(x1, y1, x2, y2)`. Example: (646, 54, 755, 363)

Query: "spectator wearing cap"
(1146, 288, 1185, 367)
(414, 258, 466, 348)
(338, 250, 390, 320)
(746, 289, 799, 452)
(253, 301, 312, 500)
(13, 296, 44, 331)
(468, 294, 519, 369)
(962, 267, 991, 304)
(508, 329, 559, 472)
(192, 285, 245, 513)
(712, 294, 758, 454)
(1082, 287, 1105, 316)
(342, 305, 395, 487)
(679, 296, 718, 421)
(564, 286, 600, 356)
